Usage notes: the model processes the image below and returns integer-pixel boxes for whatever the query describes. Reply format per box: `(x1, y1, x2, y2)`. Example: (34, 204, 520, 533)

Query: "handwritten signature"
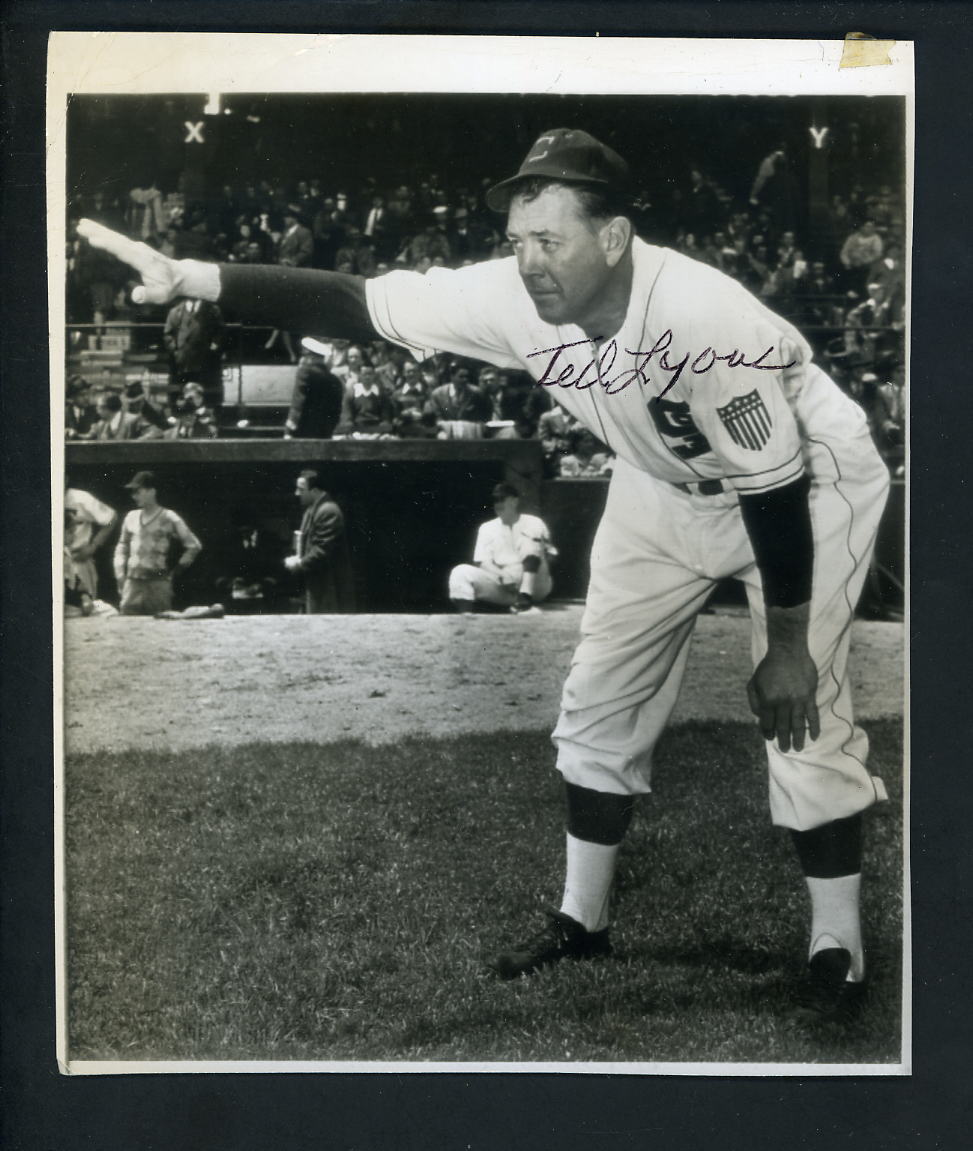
(526, 332, 797, 399)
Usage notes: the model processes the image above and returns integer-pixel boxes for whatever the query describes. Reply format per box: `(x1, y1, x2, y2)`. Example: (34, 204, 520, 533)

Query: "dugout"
(65, 441, 904, 616)
(66, 438, 544, 612)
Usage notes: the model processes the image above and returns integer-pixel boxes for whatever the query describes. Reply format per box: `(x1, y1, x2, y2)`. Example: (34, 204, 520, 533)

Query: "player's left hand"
(746, 649, 820, 753)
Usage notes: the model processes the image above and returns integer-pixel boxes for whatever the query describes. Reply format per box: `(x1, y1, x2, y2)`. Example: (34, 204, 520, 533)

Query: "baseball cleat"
(792, 947, 868, 1027)
(489, 908, 612, 979)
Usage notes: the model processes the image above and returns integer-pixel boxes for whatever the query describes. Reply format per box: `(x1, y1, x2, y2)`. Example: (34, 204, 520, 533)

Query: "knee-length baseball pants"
(552, 440, 892, 831)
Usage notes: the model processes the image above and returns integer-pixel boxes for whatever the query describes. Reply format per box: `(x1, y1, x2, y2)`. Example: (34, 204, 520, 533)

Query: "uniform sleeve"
(76, 490, 116, 527)
(365, 263, 525, 368)
(683, 307, 809, 495)
(169, 512, 203, 561)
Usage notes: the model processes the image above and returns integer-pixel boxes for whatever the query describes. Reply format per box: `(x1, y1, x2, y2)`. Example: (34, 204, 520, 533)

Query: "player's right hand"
(76, 219, 179, 305)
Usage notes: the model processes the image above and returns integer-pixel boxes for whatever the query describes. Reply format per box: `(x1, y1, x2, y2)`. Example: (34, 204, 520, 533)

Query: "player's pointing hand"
(77, 219, 219, 306)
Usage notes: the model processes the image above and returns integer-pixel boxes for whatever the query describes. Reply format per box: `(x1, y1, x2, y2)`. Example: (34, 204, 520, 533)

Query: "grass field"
(64, 718, 903, 1067)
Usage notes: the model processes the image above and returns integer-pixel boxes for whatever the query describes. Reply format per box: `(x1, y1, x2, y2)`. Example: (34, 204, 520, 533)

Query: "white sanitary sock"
(805, 873, 864, 981)
(559, 833, 620, 933)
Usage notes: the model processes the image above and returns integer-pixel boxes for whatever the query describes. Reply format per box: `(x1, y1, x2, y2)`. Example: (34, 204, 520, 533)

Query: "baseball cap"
(492, 481, 520, 502)
(124, 470, 158, 490)
(485, 128, 630, 213)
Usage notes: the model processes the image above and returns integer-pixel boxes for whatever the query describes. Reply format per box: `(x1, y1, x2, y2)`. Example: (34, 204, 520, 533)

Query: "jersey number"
(648, 399, 712, 460)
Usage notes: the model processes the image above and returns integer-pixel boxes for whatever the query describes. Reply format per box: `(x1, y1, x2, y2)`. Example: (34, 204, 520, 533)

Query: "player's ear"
(601, 216, 632, 267)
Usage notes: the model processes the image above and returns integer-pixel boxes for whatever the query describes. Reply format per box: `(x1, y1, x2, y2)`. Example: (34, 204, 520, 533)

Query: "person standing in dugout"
(79, 126, 893, 1027)
(284, 468, 356, 614)
(113, 470, 202, 615)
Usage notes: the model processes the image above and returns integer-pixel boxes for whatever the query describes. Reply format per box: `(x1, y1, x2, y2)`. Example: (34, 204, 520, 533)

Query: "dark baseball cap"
(124, 470, 158, 490)
(485, 128, 630, 212)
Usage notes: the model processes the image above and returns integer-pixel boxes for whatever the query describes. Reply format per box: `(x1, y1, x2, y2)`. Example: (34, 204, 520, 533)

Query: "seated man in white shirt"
(448, 482, 556, 614)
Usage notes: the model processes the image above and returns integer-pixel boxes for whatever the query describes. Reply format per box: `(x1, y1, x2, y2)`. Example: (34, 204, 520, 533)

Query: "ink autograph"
(526, 331, 797, 399)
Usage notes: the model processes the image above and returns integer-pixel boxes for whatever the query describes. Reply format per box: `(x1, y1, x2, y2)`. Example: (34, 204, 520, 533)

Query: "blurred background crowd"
(64, 94, 906, 477)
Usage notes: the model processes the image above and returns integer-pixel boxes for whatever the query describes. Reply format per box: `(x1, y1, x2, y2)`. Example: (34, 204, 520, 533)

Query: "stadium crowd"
(65, 144, 906, 476)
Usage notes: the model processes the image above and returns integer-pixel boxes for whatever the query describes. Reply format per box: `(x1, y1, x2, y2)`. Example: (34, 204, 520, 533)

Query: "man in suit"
(284, 339, 346, 439)
(163, 296, 225, 411)
(284, 468, 356, 613)
(65, 375, 98, 440)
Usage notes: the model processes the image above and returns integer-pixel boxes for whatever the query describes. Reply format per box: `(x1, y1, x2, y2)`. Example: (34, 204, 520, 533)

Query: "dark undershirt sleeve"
(218, 264, 379, 343)
(738, 474, 814, 609)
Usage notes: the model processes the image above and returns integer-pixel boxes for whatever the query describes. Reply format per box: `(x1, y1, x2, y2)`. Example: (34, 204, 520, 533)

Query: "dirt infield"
(62, 606, 904, 755)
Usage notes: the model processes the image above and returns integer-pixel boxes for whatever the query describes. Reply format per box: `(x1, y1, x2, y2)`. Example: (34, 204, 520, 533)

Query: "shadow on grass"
(64, 718, 904, 1066)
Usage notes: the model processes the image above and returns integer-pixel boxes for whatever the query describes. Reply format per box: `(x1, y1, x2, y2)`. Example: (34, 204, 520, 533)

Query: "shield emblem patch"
(716, 389, 772, 450)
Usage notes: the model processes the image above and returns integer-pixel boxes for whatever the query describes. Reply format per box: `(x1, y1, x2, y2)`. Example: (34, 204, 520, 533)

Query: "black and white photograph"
(49, 32, 910, 1074)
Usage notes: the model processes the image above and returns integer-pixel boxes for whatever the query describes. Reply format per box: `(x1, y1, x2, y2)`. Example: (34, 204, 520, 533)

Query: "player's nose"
(517, 241, 546, 279)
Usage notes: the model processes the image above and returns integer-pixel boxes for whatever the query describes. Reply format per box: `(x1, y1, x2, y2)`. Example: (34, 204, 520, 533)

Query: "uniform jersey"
(473, 513, 554, 580)
(114, 507, 202, 581)
(366, 238, 870, 495)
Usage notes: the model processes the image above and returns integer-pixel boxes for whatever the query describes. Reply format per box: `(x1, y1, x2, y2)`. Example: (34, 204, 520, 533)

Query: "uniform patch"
(716, 389, 772, 450)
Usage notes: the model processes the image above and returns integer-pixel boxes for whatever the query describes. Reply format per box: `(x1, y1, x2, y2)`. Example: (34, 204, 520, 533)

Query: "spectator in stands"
(426, 362, 491, 439)
(123, 380, 173, 440)
(284, 339, 345, 439)
(114, 470, 202, 616)
(389, 359, 437, 437)
(89, 392, 140, 441)
(163, 296, 225, 411)
(796, 260, 841, 327)
(65, 376, 98, 440)
(284, 468, 355, 613)
(167, 382, 218, 439)
(368, 340, 399, 390)
(336, 365, 395, 437)
(332, 344, 369, 390)
(558, 428, 615, 478)
(538, 406, 583, 473)
(64, 481, 118, 599)
(264, 204, 314, 362)
(362, 194, 389, 257)
(448, 481, 555, 614)
(867, 241, 905, 324)
(749, 144, 799, 233)
(840, 218, 884, 296)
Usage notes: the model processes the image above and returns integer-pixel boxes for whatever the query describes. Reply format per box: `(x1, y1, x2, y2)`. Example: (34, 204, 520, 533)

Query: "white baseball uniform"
(449, 512, 555, 606)
(367, 239, 891, 830)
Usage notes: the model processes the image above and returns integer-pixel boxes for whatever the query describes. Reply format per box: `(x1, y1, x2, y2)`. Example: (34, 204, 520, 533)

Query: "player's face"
(506, 185, 621, 330)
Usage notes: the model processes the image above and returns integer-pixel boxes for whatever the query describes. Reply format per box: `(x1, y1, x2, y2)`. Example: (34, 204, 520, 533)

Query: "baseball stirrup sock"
(805, 873, 864, 981)
(560, 833, 619, 933)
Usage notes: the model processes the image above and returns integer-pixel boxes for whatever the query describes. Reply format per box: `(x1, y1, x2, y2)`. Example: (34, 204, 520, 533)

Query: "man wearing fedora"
(80, 126, 892, 1027)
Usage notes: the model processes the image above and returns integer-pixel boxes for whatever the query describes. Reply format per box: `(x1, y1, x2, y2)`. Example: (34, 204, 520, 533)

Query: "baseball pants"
(448, 562, 552, 607)
(120, 576, 174, 616)
(552, 439, 891, 832)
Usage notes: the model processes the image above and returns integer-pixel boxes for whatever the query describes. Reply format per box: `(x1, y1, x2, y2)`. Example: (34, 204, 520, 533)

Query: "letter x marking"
(184, 121, 205, 144)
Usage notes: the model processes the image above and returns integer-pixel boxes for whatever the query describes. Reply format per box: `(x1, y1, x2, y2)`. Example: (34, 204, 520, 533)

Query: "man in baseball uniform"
(448, 481, 556, 613)
(78, 127, 892, 1024)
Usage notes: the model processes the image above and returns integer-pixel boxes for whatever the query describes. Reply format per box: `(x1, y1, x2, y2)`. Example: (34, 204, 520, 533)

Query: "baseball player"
(448, 481, 556, 613)
(78, 127, 892, 1024)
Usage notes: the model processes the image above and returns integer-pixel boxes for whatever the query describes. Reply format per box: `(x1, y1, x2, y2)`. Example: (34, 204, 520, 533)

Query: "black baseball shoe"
(792, 948, 868, 1027)
(489, 908, 612, 979)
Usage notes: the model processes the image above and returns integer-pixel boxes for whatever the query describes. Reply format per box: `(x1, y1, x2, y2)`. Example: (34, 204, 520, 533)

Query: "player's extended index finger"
(77, 219, 152, 274)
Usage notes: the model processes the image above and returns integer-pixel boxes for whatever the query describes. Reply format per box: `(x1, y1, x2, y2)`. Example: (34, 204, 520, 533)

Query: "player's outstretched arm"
(77, 219, 217, 305)
(76, 219, 379, 343)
